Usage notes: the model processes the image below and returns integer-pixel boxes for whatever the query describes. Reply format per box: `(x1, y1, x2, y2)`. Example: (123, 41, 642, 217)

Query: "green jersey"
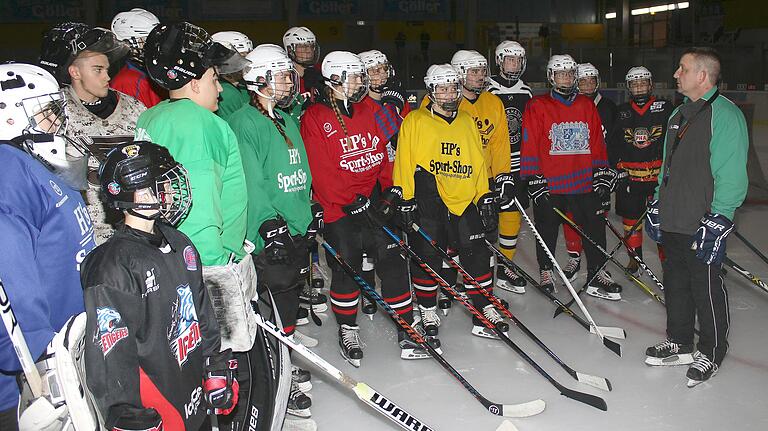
(216, 80, 250, 122)
(136, 98, 248, 266)
(227, 105, 312, 253)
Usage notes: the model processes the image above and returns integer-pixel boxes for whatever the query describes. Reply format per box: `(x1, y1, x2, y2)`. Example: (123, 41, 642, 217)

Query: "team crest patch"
(95, 307, 129, 357)
(183, 246, 197, 271)
(168, 284, 202, 367)
(167, 69, 178, 79)
(121, 144, 140, 158)
(548, 121, 590, 155)
(107, 181, 121, 195)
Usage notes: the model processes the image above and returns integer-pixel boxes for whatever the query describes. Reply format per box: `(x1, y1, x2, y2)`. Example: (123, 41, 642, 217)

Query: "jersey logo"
(649, 101, 666, 113)
(505, 106, 523, 145)
(277, 169, 309, 193)
(473, 117, 495, 149)
(624, 125, 663, 149)
(548, 121, 590, 155)
(144, 268, 159, 297)
(168, 284, 202, 367)
(338, 132, 384, 173)
(183, 246, 197, 271)
(95, 307, 129, 357)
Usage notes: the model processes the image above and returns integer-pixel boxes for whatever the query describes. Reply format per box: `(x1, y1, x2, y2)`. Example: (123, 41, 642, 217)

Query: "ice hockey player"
(357, 49, 411, 317)
(520, 54, 622, 299)
(283, 26, 323, 122)
(82, 141, 238, 430)
(110, 8, 166, 108)
(227, 43, 318, 421)
(608, 66, 672, 273)
(645, 47, 748, 387)
(137, 22, 283, 430)
(560, 62, 620, 281)
(396, 64, 510, 339)
(301, 51, 428, 365)
(487, 40, 533, 293)
(40, 22, 145, 245)
(212, 31, 254, 121)
(0, 63, 96, 430)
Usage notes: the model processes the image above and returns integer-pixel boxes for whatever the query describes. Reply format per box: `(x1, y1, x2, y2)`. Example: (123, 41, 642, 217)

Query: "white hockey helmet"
(110, 8, 159, 62)
(243, 44, 298, 109)
(424, 64, 462, 112)
(212, 31, 254, 56)
(451, 49, 489, 93)
(283, 26, 319, 67)
(576, 62, 600, 97)
(359, 49, 393, 92)
(546, 54, 578, 95)
(0, 63, 89, 189)
(495, 40, 526, 81)
(322, 51, 368, 105)
(625, 66, 653, 104)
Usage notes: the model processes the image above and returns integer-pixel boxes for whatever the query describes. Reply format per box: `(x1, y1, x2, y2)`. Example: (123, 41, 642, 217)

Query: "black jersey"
(82, 222, 221, 430)
(487, 75, 532, 174)
(608, 97, 673, 182)
(593, 93, 618, 141)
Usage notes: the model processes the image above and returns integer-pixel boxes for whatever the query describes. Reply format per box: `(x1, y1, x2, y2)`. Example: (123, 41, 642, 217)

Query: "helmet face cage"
(626, 67, 653, 104)
(21, 90, 68, 136)
(366, 62, 392, 92)
(453, 56, 489, 94)
(498, 54, 526, 81)
(154, 163, 192, 226)
(576, 64, 600, 97)
(547, 56, 577, 95)
(326, 67, 369, 104)
(255, 68, 300, 109)
(428, 81, 462, 112)
(287, 42, 319, 67)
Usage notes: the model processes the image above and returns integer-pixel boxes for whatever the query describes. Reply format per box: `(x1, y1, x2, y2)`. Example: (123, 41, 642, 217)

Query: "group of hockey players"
(0, 6, 749, 431)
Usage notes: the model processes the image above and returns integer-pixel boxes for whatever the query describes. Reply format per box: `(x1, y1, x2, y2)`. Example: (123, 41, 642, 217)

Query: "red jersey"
(301, 100, 392, 223)
(521, 92, 607, 194)
(110, 62, 166, 109)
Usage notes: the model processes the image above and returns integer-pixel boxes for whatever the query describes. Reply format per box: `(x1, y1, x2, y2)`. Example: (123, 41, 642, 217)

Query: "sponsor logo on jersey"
(624, 125, 663, 149)
(168, 284, 202, 367)
(649, 101, 665, 113)
(183, 246, 197, 271)
(335, 132, 384, 172)
(428, 159, 474, 178)
(323, 122, 333, 134)
(619, 110, 631, 120)
(548, 121, 590, 155)
(95, 307, 129, 356)
(277, 168, 309, 193)
(184, 386, 203, 419)
(473, 116, 496, 149)
(505, 106, 523, 145)
(49, 180, 63, 196)
(143, 268, 159, 297)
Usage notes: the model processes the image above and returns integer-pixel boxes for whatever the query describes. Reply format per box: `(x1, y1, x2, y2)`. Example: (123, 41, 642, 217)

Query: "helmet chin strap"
(127, 208, 160, 221)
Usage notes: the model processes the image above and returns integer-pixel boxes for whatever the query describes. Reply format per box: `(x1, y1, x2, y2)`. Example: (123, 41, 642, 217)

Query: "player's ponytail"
(326, 86, 349, 137)
(250, 92, 294, 149)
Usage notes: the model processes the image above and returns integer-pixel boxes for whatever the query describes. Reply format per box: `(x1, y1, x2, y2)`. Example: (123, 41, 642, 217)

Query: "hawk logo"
(168, 284, 202, 367)
(94, 307, 128, 357)
(505, 106, 523, 145)
(624, 125, 663, 149)
(121, 144, 140, 158)
(548, 121, 590, 155)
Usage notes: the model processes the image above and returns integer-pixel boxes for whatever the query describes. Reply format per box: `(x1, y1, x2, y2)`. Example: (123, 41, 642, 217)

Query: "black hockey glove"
(593, 167, 618, 197)
(494, 173, 517, 212)
(109, 406, 162, 431)
(306, 201, 324, 241)
(204, 349, 239, 416)
(373, 186, 403, 222)
(615, 168, 630, 194)
(477, 192, 498, 233)
(527, 174, 550, 206)
(259, 218, 295, 265)
(397, 198, 419, 232)
(645, 199, 662, 243)
(381, 77, 406, 113)
(342, 194, 373, 224)
(692, 213, 733, 265)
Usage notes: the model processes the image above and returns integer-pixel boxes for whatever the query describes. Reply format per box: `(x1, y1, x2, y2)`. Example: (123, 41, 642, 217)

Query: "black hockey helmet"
(144, 22, 249, 91)
(38, 23, 129, 86)
(99, 141, 192, 226)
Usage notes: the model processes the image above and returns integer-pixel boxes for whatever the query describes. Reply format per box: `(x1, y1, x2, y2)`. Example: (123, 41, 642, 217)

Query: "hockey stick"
(484, 239, 626, 340)
(253, 314, 437, 430)
(515, 201, 622, 357)
(602, 215, 666, 293)
(553, 208, 664, 305)
(733, 230, 768, 267)
(724, 257, 768, 294)
(554, 214, 645, 316)
(0, 277, 43, 398)
(319, 237, 545, 418)
(378, 224, 607, 411)
(412, 224, 612, 393)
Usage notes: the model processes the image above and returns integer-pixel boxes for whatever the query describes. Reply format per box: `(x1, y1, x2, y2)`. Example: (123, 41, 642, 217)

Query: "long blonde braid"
(326, 86, 349, 137)
(250, 92, 294, 149)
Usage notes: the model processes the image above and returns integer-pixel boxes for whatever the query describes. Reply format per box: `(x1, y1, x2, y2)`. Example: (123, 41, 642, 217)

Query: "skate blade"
(441, 309, 449, 316)
(296, 318, 309, 326)
(400, 349, 432, 360)
(287, 407, 312, 418)
(586, 287, 621, 301)
(310, 303, 328, 313)
(497, 280, 526, 294)
(471, 326, 508, 340)
(644, 353, 694, 366)
(687, 378, 706, 388)
(340, 350, 362, 368)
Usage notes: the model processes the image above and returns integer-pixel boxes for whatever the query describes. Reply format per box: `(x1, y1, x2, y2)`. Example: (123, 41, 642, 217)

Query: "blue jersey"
(0, 144, 96, 410)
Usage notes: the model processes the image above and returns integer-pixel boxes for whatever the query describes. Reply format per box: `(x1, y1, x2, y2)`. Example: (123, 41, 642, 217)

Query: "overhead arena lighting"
(605, 2, 689, 19)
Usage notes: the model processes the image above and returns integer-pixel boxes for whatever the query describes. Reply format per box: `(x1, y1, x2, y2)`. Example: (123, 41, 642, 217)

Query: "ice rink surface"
(293, 204, 768, 431)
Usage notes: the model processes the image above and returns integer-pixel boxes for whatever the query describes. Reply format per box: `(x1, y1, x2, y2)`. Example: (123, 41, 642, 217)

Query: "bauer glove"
(527, 174, 550, 206)
(494, 173, 517, 212)
(692, 213, 733, 265)
(645, 199, 662, 243)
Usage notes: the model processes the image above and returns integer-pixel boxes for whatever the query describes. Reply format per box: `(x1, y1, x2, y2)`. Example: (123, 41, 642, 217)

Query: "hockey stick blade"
(603, 336, 622, 356)
(493, 399, 546, 418)
(353, 383, 435, 431)
(590, 325, 627, 339)
(573, 371, 612, 392)
(557, 384, 608, 411)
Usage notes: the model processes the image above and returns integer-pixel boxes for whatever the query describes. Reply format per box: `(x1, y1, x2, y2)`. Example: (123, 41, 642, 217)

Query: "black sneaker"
(586, 269, 622, 301)
(299, 284, 328, 312)
(686, 351, 719, 387)
(563, 253, 581, 282)
(644, 339, 695, 366)
(287, 379, 312, 418)
(496, 265, 526, 294)
(338, 324, 363, 367)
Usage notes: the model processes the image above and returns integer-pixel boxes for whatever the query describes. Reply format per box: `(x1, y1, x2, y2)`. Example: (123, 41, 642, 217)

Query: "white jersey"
(64, 86, 145, 244)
